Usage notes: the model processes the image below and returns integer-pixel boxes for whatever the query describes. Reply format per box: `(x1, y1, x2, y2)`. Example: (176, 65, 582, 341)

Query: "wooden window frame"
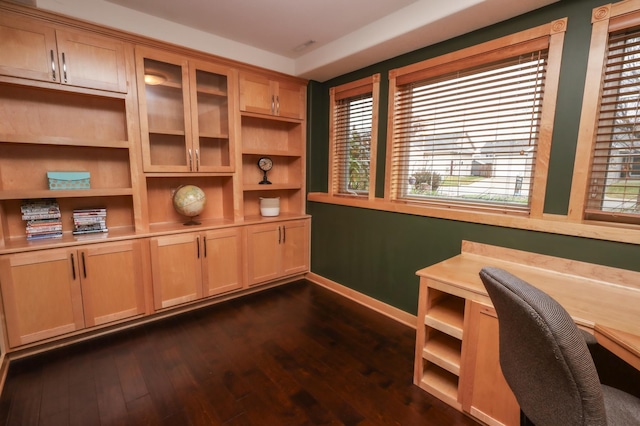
(328, 74, 380, 201)
(385, 19, 567, 219)
(569, 1, 640, 225)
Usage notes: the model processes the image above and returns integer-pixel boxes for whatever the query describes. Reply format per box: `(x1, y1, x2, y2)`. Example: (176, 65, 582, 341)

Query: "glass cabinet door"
(136, 49, 234, 173)
(189, 61, 235, 172)
(136, 48, 191, 172)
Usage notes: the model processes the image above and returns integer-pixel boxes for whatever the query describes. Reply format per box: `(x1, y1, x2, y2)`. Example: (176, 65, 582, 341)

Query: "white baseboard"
(305, 272, 417, 329)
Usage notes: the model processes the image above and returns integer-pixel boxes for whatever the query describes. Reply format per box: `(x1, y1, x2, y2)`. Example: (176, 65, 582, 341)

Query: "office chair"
(478, 267, 640, 426)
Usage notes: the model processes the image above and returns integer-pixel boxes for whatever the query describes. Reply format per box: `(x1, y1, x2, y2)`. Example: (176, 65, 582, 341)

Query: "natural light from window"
(393, 52, 547, 211)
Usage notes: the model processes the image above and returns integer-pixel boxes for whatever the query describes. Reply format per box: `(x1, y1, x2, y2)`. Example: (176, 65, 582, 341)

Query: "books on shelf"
(20, 201, 109, 240)
(21, 199, 63, 240)
(73, 208, 108, 235)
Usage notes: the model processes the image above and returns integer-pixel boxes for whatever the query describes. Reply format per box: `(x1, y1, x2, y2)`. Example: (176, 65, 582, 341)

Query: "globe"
(172, 185, 206, 225)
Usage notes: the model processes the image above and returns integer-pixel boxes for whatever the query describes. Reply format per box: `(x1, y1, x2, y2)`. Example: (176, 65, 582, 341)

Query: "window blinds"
(586, 28, 640, 223)
(390, 50, 548, 212)
(332, 93, 373, 195)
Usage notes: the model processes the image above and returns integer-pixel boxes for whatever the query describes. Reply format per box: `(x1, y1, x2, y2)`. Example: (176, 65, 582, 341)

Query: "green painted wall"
(306, 0, 640, 315)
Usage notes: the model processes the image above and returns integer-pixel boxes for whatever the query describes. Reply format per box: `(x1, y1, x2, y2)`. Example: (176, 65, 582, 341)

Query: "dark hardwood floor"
(0, 280, 479, 426)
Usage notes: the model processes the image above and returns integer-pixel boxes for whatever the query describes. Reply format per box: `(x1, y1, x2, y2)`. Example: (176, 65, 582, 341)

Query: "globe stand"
(183, 216, 201, 226)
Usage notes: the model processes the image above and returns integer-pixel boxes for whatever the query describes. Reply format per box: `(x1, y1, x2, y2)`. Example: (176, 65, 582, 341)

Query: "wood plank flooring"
(0, 280, 479, 426)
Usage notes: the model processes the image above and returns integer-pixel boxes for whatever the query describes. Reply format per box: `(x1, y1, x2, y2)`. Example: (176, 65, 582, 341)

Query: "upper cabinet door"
(55, 29, 128, 93)
(136, 47, 192, 173)
(136, 47, 235, 173)
(0, 12, 58, 83)
(275, 79, 306, 120)
(0, 12, 127, 93)
(189, 60, 236, 172)
(238, 72, 274, 116)
(239, 72, 306, 120)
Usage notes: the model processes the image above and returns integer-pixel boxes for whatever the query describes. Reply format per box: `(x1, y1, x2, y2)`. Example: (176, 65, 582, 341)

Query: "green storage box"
(47, 172, 91, 190)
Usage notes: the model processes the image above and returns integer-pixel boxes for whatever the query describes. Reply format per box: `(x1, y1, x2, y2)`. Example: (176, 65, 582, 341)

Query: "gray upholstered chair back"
(479, 267, 607, 426)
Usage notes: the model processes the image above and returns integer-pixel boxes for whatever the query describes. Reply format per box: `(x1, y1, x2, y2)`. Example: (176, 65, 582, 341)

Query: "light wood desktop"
(414, 241, 640, 426)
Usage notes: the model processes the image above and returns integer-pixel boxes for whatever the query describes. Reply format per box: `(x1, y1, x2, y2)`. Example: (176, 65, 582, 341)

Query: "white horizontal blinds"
(333, 92, 373, 195)
(586, 27, 640, 223)
(391, 50, 548, 211)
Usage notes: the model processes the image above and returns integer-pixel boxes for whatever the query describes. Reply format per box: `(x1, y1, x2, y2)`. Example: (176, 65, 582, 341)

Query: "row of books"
(73, 208, 108, 235)
(21, 200, 108, 240)
(22, 199, 62, 241)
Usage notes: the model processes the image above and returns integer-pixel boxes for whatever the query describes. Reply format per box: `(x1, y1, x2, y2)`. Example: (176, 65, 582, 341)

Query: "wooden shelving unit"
(0, 0, 310, 357)
(416, 288, 465, 411)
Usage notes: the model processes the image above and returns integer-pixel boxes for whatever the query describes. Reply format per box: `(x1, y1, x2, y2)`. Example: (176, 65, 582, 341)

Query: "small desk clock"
(258, 156, 273, 184)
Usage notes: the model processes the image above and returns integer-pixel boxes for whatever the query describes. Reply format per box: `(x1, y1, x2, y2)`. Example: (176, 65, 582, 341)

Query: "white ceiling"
(33, 0, 559, 82)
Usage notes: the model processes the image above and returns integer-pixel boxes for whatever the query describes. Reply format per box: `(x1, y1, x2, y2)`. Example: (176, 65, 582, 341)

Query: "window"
(387, 20, 566, 216)
(329, 74, 380, 199)
(571, 3, 640, 225)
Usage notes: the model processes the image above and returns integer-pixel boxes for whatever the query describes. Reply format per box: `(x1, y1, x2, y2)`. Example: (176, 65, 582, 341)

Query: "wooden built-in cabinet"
(0, 75, 138, 249)
(240, 110, 306, 219)
(150, 227, 244, 310)
(460, 302, 519, 426)
(414, 279, 519, 425)
(136, 46, 236, 173)
(0, 240, 146, 348)
(246, 219, 309, 286)
(415, 286, 465, 409)
(239, 72, 305, 119)
(0, 1, 309, 356)
(0, 10, 127, 92)
(415, 241, 640, 426)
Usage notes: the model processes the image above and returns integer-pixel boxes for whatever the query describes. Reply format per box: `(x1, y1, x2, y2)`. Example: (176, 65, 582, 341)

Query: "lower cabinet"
(149, 227, 244, 309)
(415, 280, 520, 426)
(245, 219, 309, 286)
(79, 240, 147, 328)
(0, 221, 307, 351)
(0, 240, 146, 348)
(459, 301, 520, 426)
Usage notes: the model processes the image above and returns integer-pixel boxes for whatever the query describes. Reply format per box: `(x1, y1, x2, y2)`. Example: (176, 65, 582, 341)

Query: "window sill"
(307, 192, 640, 245)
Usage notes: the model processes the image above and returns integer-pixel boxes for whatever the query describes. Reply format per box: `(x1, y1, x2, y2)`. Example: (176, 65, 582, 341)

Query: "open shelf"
(0, 83, 127, 143)
(145, 175, 235, 226)
(420, 362, 461, 410)
(242, 189, 303, 218)
(240, 115, 302, 153)
(423, 329, 462, 375)
(0, 188, 133, 201)
(0, 144, 132, 193)
(425, 292, 465, 339)
(1, 196, 135, 248)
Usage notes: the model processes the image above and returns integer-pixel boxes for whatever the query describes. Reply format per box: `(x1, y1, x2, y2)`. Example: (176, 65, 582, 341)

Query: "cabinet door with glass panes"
(135, 47, 236, 173)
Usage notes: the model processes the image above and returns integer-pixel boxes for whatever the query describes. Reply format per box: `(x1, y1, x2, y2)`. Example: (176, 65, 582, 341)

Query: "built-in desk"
(414, 241, 640, 426)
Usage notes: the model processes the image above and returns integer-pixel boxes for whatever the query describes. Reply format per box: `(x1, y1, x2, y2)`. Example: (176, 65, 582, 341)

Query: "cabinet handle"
(70, 253, 76, 280)
(278, 226, 281, 244)
(62, 52, 67, 83)
(195, 149, 200, 171)
(50, 50, 57, 81)
(196, 236, 200, 258)
(282, 225, 286, 243)
(276, 95, 280, 115)
(189, 148, 193, 171)
(271, 95, 275, 114)
(203, 236, 207, 257)
(81, 252, 87, 278)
